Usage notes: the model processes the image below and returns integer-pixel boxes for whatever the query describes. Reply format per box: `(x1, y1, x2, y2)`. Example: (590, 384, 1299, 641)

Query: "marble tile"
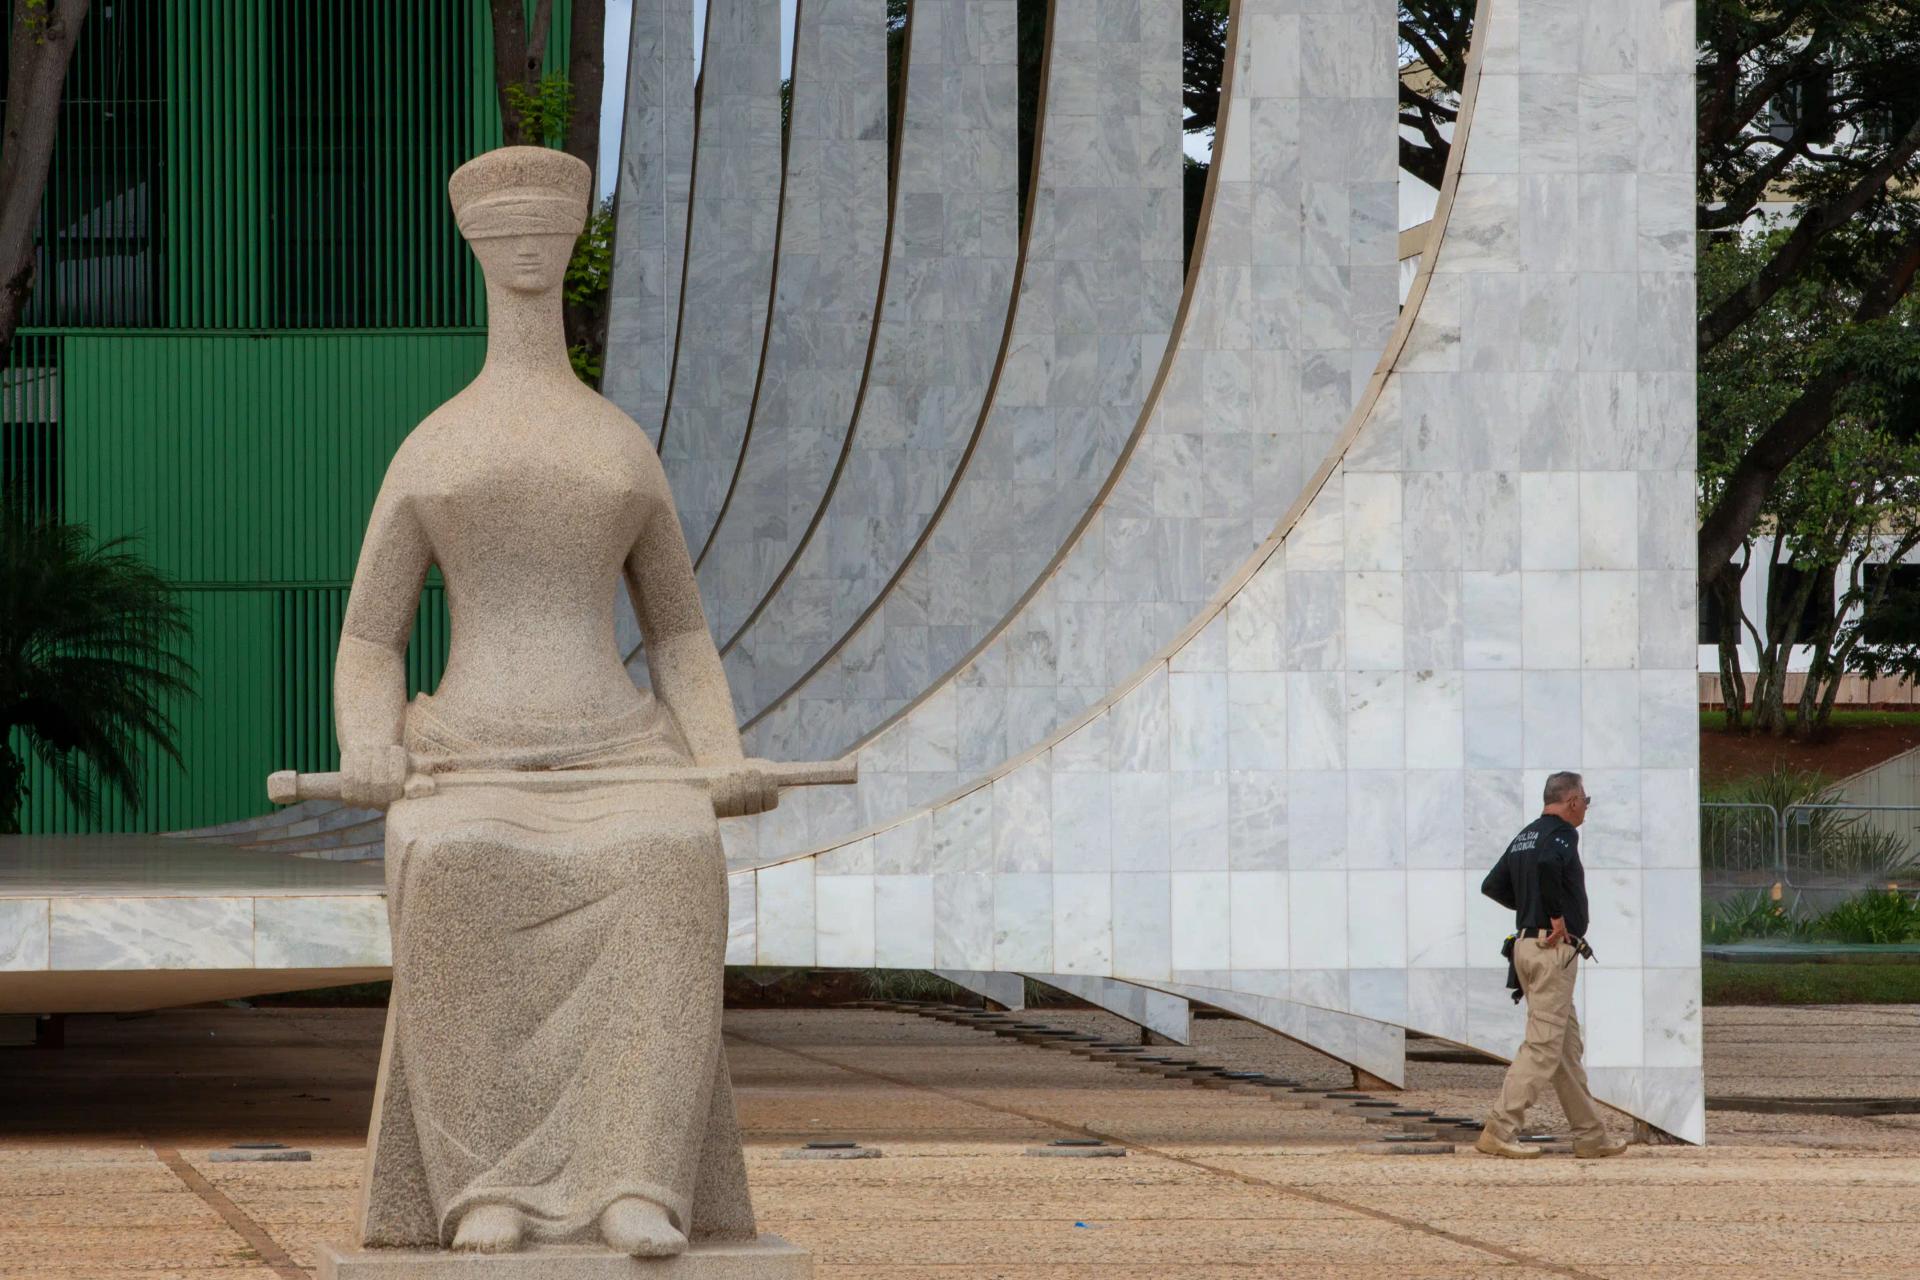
(1345, 573, 1404, 670)
(1347, 771, 1407, 870)
(1111, 771, 1172, 872)
(1171, 871, 1231, 971)
(1518, 473, 1579, 570)
(1522, 670, 1583, 771)
(1406, 869, 1468, 968)
(1052, 874, 1113, 973)
(933, 872, 994, 970)
(1227, 769, 1288, 871)
(816, 874, 877, 968)
(1462, 571, 1522, 670)
(993, 873, 1053, 971)
(1343, 472, 1403, 571)
(1227, 873, 1290, 979)
(1581, 669, 1641, 768)
(255, 897, 390, 968)
(1112, 872, 1172, 979)
(1288, 770, 1347, 870)
(1173, 769, 1232, 871)
(1229, 671, 1289, 770)
(51, 897, 252, 971)
(1520, 571, 1581, 669)
(0, 899, 48, 970)
(1405, 770, 1466, 869)
(1407, 967, 1469, 1041)
(992, 761, 1053, 872)
(1582, 966, 1645, 1068)
(932, 790, 992, 873)
(1051, 772, 1113, 871)
(756, 860, 817, 965)
(1286, 671, 1346, 771)
(1227, 561, 1286, 671)
(1585, 869, 1644, 967)
(727, 872, 757, 964)
(1642, 869, 1702, 968)
(874, 874, 936, 968)
(1345, 671, 1405, 770)
(1289, 870, 1347, 970)
(1406, 668, 1464, 770)
(1464, 670, 1523, 769)
(1643, 966, 1702, 1069)
(1347, 871, 1406, 968)
(1109, 668, 1171, 772)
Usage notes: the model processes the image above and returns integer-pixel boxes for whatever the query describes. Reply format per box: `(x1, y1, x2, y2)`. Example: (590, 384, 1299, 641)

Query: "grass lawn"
(1700, 709, 1920, 731)
(1704, 961, 1920, 1004)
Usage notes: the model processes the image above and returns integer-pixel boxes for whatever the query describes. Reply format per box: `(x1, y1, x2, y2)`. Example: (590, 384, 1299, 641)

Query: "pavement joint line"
(148, 1140, 307, 1280)
(724, 1027, 1608, 1280)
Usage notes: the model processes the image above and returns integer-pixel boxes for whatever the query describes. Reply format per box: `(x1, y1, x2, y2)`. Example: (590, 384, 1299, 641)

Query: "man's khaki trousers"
(1486, 936, 1607, 1143)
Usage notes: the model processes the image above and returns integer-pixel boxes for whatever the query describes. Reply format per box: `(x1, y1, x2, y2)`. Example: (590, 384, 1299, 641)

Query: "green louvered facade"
(3, 0, 570, 832)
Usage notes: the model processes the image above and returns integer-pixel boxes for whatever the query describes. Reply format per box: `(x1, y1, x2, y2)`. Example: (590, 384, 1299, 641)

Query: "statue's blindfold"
(457, 194, 584, 239)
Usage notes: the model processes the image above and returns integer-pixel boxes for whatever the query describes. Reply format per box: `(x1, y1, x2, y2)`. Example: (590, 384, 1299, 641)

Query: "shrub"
(1809, 889, 1920, 944)
(1701, 888, 1807, 944)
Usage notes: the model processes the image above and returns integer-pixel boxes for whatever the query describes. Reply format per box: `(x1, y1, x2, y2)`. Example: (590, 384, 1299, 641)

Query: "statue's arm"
(626, 504, 743, 766)
(335, 476, 430, 801)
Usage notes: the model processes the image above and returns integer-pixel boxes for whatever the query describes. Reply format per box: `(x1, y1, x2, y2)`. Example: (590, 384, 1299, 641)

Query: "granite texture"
(335, 148, 773, 1259)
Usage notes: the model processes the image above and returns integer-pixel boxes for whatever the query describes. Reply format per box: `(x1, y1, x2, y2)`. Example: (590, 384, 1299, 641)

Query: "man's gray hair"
(1543, 771, 1584, 806)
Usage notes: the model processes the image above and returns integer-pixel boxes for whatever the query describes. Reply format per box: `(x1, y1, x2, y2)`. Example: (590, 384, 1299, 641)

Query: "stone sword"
(267, 755, 856, 807)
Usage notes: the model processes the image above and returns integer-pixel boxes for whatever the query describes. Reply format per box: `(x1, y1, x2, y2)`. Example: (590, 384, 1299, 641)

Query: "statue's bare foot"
(452, 1203, 526, 1253)
(598, 1196, 686, 1257)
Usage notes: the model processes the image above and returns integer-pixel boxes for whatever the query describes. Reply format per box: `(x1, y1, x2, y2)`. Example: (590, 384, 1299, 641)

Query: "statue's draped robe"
(358, 693, 756, 1247)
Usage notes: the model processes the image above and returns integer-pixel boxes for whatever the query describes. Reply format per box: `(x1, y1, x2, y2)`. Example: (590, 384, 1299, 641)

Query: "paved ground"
(3, 1003, 1919, 1278)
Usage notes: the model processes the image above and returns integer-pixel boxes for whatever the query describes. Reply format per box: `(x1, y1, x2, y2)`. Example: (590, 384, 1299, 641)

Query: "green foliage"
(1701, 889, 1808, 944)
(504, 71, 573, 149)
(564, 196, 614, 386)
(0, 514, 194, 832)
(1702, 762, 1835, 809)
(1812, 889, 1920, 944)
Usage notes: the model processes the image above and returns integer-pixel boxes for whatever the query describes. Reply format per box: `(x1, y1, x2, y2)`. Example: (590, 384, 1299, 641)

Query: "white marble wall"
(0, 892, 389, 977)
(658, 0, 784, 548)
(691, 0, 891, 638)
(735, 0, 1705, 1142)
(716, 0, 1022, 719)
(737, 0, 1187, 762)
(605, 0, 696, 445)
(725, 0, 1399, 858)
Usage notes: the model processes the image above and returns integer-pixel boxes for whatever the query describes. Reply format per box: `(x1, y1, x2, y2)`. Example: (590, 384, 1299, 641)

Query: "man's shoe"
(1473, 1131, 1542, 1159)
(1573, 1138, 1629, 1159)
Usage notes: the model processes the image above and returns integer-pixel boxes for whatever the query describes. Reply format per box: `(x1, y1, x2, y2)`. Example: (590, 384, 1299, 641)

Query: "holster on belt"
(1501, 933, 1522, 1004)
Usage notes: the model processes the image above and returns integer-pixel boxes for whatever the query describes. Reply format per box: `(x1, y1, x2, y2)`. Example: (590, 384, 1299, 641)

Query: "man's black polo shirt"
(1480, 813, 1589, 938)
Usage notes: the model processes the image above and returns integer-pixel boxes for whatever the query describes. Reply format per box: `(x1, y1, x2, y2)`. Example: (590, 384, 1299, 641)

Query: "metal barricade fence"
(1700, 802, 1782, 894)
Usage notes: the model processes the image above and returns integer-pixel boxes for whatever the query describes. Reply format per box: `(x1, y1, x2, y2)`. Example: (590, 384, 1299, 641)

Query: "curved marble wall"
(733, 0, 1187, 760)
(658, 0, 784, 549)
(605, 0, 696, 446)
(730, 0, 1705, 1141)
(691, 0, 891, 639)
(714, 0, 1022, 720)
(726, 0, 1400, 860)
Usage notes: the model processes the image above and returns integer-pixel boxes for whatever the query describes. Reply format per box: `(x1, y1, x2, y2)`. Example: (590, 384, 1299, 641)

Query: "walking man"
(1474, 771, 1627, 1160)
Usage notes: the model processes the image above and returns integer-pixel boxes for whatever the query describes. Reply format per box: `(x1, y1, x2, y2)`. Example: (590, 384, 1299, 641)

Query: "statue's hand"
(340, 743, 411, 809)
(707, 760, 778, 818)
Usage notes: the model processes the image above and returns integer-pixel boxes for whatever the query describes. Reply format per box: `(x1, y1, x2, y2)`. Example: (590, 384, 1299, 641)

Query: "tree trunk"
(563, 0, 604, 184)
(0, 0, 90, 371)
(562, 0, 606, 373)
(1711, 569, 1748, 730)
(0, 740, 24, 835)
(488, 0, 554, 146)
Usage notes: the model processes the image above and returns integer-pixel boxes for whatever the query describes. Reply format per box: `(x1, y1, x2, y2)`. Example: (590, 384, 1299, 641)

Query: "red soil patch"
(1701, 723, 1920, 788)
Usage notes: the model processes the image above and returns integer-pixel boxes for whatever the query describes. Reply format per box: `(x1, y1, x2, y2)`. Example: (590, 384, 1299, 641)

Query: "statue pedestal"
(317, 1236, 812, 1279)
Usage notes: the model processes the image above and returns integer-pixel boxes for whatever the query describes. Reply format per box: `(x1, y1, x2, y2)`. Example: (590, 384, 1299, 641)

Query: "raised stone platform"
(317, 1236, 811, 1279)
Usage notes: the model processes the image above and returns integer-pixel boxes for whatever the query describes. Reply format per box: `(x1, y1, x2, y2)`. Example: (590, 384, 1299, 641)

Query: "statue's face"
(468, 230, 576, 296)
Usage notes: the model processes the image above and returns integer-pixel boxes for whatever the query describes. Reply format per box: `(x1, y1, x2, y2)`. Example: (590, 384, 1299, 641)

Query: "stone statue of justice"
(269, 147, 841, 1273)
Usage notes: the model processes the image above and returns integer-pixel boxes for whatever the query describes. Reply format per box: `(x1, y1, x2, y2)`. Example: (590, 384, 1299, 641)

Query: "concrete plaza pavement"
(2, 1003, 1918, 1278)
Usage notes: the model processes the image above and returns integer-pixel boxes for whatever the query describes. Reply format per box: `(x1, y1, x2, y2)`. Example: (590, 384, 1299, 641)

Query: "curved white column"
(741, 0, 1705, 1142)
(605, 0, 697, 446)
(715, 0, 1022, 722)
(736, 0, 1187, 760)
(658, 0, 784, 548)
(691, 0, 891, 640)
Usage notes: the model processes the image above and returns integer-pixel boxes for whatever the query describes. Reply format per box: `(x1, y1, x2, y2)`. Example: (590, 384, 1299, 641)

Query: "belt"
(1518, 928, 1558, 940)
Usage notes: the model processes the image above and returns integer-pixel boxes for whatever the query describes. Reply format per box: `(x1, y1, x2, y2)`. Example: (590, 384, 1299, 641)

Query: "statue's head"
(450, 146, 591, 296)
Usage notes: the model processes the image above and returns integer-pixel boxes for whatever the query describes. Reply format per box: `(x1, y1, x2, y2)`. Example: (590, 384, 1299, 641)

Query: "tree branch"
(0, 0, 91, 370)
(1698, 113, 1920, 357)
